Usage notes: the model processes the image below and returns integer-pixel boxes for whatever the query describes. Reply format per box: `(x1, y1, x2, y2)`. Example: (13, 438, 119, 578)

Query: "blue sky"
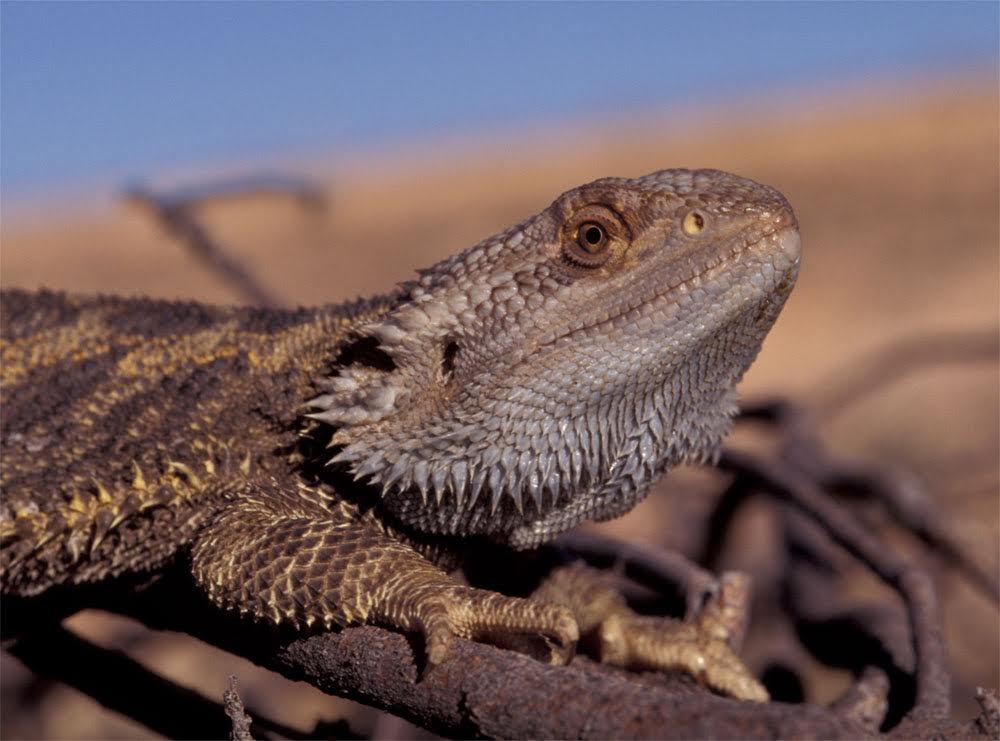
(2, 1, 997, 196)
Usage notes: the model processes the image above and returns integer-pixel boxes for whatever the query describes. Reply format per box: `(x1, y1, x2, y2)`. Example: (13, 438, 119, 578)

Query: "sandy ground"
(2, 75, 997, 738)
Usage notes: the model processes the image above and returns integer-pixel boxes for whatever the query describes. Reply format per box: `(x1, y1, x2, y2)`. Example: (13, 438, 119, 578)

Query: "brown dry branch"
(59, 559, 974, 741)
(108, 576, 882, 740)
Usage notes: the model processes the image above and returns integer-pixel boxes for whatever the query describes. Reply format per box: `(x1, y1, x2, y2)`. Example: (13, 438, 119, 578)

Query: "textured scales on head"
(308, 169, 801, 548)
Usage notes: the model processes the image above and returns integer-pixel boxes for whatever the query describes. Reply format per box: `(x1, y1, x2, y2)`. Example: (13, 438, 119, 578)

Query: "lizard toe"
(409, 586, 579, 665)
(597, 613, 769, 702)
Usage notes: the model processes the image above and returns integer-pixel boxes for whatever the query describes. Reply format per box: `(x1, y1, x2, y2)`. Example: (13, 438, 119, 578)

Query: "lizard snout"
(776, 227, 801, 262)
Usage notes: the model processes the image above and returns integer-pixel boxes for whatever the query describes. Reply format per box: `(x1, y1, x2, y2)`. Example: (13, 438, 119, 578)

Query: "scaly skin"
(1, 168, 799, 699)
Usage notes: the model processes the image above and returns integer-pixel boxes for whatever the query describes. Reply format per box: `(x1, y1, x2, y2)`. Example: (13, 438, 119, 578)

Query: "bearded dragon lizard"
(1, 168, 800, 702)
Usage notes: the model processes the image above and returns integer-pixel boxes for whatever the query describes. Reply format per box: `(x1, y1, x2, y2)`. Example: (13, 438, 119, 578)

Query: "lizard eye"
(565, 221, 612, 267)
(682, 210, 707, 236)
(562, 207, 626, 268)
(577, 222, 607, 253)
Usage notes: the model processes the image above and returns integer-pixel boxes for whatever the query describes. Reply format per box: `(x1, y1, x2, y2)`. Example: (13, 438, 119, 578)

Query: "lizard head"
(308, 168, 800, 548)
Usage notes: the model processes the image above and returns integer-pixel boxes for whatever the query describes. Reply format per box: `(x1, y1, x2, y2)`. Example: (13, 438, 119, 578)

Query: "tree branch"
(103, 577, 879, 740)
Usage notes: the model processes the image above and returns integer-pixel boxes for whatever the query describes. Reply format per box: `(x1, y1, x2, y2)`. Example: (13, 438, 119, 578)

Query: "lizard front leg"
(189, 479, 577, 665)
(532, 561, 769, 702)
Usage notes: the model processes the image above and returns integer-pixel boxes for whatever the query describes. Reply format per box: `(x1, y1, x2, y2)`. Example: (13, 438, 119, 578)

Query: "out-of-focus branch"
(809, 328, 998, 419)
(126, 175, 325, 213)
(124, 175, 326, 307)
(719, 448, 951, 721)
(5, 624, 310, 740)
(739, 324, 1000, 607)
(796, 453, 1000, 604)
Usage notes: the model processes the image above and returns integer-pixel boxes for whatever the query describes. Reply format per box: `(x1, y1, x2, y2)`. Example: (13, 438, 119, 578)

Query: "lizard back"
(0, 288, 387, 593)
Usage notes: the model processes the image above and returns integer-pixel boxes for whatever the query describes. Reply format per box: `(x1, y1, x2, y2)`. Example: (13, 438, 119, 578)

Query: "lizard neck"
(305, 300, 756, 549)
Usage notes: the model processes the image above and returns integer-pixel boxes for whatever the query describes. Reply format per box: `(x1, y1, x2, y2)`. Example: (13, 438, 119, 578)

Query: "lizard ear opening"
(303, 330, 406, 427)
(441, 339, 459, 381)
(305, 296, 459, 446)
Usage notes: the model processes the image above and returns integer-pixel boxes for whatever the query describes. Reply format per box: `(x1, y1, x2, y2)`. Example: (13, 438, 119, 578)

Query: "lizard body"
(1, 169, 799, 701)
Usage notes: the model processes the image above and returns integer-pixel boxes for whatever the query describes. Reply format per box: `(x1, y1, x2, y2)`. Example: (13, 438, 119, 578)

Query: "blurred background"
(2, 2, 997, 739)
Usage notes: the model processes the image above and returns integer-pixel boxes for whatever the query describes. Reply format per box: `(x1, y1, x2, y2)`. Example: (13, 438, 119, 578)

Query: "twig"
(700, 571, 753, 652)
(830, 666, 891, 732)
(973, 687, 1000, 739)
(224, 676, 254, 741)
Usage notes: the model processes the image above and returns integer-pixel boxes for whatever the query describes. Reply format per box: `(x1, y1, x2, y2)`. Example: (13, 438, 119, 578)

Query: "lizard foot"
(384, 583, 579, 666)
(596, 612, 768, 702)
(533, 561, 768, 702)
